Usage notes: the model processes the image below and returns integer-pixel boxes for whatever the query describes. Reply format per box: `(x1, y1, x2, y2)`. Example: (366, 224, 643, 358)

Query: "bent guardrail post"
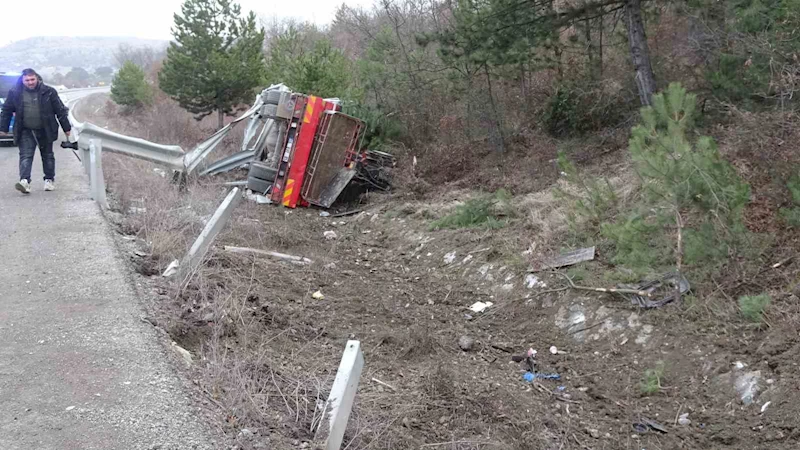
(163, 187, 243, 280)
(183, 101, 263, 175)
(88, 139, 108, 208)
(314, 340, 364, 450)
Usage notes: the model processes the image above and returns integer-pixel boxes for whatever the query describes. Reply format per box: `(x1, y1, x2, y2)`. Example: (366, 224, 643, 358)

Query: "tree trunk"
(217, 110, 224, 130)
(484, 65, 505, 153)
(625, 0, 656, 106)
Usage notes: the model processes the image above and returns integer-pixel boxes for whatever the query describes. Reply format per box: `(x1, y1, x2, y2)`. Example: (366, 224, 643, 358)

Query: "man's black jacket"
(0, 76, 71, 144)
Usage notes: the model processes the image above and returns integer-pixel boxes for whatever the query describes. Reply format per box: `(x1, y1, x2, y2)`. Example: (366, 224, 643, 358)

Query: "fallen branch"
(222, 246, 313, 265)
(548, 271, 653, 297)
(331, 209, 363, 218)
(421, 441, 501, 448)
(675, 209, 684, 303)
(371, 377, 397, 392)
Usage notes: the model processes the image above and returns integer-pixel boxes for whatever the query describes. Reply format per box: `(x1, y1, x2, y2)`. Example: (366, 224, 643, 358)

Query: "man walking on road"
(0, 68, 71, 194)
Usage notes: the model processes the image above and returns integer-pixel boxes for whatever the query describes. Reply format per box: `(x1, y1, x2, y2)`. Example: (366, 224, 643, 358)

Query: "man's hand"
(0, 131, 10, 137)
(65, 131, 71, 137)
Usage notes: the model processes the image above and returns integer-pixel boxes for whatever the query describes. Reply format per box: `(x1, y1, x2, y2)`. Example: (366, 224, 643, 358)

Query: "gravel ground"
(0, 104, 218, 449)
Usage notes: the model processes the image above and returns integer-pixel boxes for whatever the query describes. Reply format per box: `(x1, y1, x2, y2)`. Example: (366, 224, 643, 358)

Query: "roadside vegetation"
(90, 0, 800, 448)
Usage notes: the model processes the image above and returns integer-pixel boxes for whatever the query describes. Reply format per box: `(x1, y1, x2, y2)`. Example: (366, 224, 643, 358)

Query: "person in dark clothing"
(0, 68, 71, 194)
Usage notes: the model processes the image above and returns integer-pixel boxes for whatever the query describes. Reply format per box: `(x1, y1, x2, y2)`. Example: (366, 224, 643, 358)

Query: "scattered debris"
(761, 401, 771, 413)
(444, 251, 457, 265)
(153, 168, 166, 177)
(633, 417, 668, 434)
(319, 211, 331, 217)
(734, 370, 762, 405)
(524, 372, 561, 381)
(331, 209, 363, 218)
(550, 272, 659, 300)
(222, 246, 313, 265)
(491, 343, 513, 353)
(312, 291, 325, 300)
(531, 246, 595, 271)
(324, 231, 338, 240)
(525, 274, 547, 289)
(587, 428, 601, 439)
(635, 325, 654, 345)
(468, 301, 493, 313)
(66, 405, 76, 411)
(512, 348, 537, 373)
(678, 413, 691, 426)
(171, 341, 193, 366)
(133, 250, 148, 257)
(162, 260, 180, 277)
(619, 272, 690, 308)
(549, 346, 560, 355)
(458, 336, 475, 352)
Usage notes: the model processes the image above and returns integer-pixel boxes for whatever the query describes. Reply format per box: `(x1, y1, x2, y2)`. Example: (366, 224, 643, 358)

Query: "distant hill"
(0, 36, 169, 77)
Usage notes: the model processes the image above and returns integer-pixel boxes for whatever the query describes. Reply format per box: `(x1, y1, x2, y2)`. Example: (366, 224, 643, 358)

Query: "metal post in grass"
(89, 139, 107, 209)
(315, 340, 364, 450)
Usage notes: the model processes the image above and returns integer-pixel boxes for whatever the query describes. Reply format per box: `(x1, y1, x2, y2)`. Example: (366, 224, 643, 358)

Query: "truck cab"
(0, 72, 18, 145)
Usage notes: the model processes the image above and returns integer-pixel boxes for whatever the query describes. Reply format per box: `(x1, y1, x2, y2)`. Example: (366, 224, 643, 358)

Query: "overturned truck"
(202, 85, 394, 209)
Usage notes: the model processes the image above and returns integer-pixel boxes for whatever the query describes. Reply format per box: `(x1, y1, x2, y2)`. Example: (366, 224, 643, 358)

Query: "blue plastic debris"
(556, 386, 566, 391)
(523, 372, 561, 382)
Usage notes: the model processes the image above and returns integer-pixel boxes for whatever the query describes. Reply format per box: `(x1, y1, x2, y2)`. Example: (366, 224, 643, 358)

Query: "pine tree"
(158, 0, 265, 129)
(604, 83, 751, 276)
(111, 61, 153, 109)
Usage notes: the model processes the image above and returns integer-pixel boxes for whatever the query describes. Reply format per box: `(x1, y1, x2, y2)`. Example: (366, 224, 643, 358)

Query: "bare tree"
(113, 44, 164, 72)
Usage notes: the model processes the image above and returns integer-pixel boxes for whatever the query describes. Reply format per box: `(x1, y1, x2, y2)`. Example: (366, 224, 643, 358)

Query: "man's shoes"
(15, 179, 31, 194)
(44, 180, 55, 191)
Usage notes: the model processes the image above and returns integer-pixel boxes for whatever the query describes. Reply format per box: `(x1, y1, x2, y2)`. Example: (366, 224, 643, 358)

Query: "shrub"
(430, 189, 512, 230)
(779, 175, 800, 227)
(739, 294, 771, 323)
(111, 61, 153, 109)
(640, 361, 665, 395)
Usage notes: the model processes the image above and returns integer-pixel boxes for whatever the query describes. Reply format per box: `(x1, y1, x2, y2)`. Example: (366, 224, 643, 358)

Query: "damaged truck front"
(197, 84, 394, 209)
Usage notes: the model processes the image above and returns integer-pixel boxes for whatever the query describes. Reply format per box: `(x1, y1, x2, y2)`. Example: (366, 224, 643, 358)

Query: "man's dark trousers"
(18, 128, 55, 183)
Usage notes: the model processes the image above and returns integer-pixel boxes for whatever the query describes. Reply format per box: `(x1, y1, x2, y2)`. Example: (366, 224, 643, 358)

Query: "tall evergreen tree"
(111, 61, 153, 108)
(159, 0, 265, 128)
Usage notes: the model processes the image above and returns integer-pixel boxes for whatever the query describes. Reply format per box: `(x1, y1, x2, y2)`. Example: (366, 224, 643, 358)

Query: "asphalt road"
(0, 90, 217, 449)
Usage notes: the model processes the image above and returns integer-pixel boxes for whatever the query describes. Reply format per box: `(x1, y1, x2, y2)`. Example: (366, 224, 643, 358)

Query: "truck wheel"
(247, 176, 272, 194)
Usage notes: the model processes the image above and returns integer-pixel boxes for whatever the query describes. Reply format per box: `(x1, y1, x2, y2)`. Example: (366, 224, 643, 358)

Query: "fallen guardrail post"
(313, 340, 364, 450)
(222, 245, 313, 265)
(162, 187, 243, 279)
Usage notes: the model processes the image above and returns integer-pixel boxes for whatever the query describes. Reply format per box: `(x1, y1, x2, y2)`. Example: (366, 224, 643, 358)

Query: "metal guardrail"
(65, 89, 365, 450)
(67, 86, 278, 177)
(77, 122, 186, 171)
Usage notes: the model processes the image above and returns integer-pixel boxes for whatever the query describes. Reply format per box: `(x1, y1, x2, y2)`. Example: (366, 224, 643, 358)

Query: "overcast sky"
(1, 0, 374, 46)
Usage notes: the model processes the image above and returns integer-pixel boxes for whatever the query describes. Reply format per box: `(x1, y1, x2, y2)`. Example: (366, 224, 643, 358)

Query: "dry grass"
(86, 67, 800, 450)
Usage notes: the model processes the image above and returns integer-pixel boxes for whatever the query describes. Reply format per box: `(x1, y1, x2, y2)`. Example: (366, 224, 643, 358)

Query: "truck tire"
(265, 90, 281, 105)
(248, 162, 277, 181)
(247, 176, 272, 194)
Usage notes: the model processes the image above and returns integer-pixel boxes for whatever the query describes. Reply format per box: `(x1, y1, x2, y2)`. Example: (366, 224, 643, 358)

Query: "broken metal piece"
(633, 417, 668, 434)
(619, 272, 690, 308)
